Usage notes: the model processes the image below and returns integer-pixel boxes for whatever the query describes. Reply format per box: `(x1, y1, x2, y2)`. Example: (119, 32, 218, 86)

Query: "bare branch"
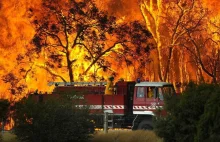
(43, 30, 66, 48)
(76, 43, 94, 58)
(187, 33, 214, 78)
(36, 65, 67, 82)
(83, 42, 124, 74)
(60, 10, 69, 49)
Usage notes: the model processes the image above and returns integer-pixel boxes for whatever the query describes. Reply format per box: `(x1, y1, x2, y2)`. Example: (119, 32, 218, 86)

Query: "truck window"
(137, 87, 145, 98)
(162, 86, 174, 96)
(147, 87, 155, 98)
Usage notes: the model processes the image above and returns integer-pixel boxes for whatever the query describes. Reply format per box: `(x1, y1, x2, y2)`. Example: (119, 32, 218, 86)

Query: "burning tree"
(0, 0, 153, 98)
(31, 0, 153, 82)
(139, 0, 219, 84)
(182, 17, 220, 84)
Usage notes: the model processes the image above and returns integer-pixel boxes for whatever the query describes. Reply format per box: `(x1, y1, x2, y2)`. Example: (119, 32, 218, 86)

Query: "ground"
(1, 129, 162, 142)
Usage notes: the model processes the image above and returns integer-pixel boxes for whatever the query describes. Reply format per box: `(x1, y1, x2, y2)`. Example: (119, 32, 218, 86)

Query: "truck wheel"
(137, 120, 153, 130)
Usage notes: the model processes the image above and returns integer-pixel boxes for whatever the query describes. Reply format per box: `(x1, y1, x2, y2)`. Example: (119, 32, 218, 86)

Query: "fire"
(3, 117, 14, 131)
(0, 0, 136, 99)
(203, 0, 220, 15)
(0, 0, 219, 131)
(140, 0, 220, 84)
(0, 0, 219, 100)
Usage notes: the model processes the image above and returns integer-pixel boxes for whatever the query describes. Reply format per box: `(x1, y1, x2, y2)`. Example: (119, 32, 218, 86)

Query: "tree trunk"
(66, 51, 74, 82)
(156, 45, 163, 81)
(163, 47, 173, 82)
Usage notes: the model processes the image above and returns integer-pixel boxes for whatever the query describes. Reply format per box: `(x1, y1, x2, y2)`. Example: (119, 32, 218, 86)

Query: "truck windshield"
(162, 86, 175, 96)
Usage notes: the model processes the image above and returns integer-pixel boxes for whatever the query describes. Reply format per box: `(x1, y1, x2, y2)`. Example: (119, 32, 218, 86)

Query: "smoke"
(96, 0, 143, 22)
(203, 0, 220, 15)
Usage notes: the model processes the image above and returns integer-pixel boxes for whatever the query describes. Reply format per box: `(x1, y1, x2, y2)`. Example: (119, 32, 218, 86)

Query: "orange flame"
(0, 0, 219, 100)
(0, 0, 219, 130)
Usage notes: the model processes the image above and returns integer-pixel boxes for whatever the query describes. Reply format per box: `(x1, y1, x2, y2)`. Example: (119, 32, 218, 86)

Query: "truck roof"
(135, 82, 173, 87)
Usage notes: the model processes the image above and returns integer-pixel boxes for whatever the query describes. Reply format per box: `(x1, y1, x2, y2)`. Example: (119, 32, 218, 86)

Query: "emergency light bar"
(48, 82, 107, 86)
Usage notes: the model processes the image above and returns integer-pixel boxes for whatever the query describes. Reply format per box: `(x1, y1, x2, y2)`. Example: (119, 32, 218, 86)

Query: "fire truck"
(43, 79, 176, 130)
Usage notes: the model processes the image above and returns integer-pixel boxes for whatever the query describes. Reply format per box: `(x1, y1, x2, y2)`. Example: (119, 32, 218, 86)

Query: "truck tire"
(137, 120, 153, 130)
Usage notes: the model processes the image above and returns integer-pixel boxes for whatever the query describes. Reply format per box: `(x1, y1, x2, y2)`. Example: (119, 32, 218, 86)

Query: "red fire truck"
(44, 80, 176, 130)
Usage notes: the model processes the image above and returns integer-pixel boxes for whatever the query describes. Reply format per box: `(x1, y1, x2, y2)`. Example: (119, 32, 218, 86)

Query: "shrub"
(153, 91, 180, 142)
(0, 99, 10, 142)
(12, 94, 93, 142)
(197, 86, 220, 141)
(154, 82, 217, 142)
(0, 99, 10, 122)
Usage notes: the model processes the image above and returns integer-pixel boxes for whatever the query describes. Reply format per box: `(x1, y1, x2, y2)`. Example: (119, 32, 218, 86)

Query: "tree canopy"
(31, 0, 153, 82)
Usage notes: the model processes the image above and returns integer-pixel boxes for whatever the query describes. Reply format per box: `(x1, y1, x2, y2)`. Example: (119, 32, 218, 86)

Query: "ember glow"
(0, 0, 219, 100)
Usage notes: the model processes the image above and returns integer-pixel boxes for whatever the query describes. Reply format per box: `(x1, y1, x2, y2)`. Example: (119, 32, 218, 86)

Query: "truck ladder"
(108, 114, 114, 129)
(48, 82, 107, 86)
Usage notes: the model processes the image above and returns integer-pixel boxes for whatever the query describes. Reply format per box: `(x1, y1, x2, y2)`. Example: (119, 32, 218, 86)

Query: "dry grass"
(1, 130, 162, 142)
(1, 131, 19, 142)
(92, 130, 163, 142)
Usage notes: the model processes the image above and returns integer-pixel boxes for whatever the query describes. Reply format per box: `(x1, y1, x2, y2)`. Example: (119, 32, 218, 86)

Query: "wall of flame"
(0, 0, 218, 131)
(0, 0, 219, 99)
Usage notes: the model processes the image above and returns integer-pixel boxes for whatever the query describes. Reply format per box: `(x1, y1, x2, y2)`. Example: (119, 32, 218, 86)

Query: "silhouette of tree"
(32, 0, 153, 82)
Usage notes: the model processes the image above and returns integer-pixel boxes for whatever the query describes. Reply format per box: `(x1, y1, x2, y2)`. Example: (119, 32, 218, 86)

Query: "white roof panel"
(135, 82, 173, 87)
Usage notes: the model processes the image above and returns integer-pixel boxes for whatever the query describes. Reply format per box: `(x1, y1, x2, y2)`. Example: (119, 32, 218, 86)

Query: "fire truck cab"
(45, 80, 176, 130)
(132, 81, 175, 130)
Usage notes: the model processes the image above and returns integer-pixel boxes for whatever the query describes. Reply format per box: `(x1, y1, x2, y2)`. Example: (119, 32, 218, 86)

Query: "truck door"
(127, 82, 135, 114)
(133, 86, 146, 106)
(145, 87, 158, 109)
